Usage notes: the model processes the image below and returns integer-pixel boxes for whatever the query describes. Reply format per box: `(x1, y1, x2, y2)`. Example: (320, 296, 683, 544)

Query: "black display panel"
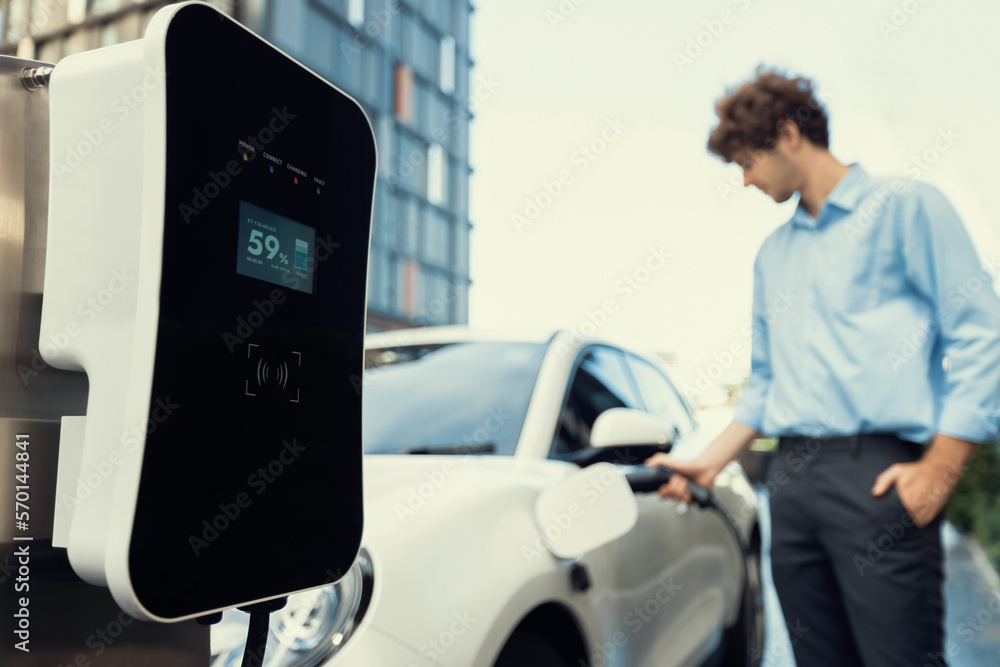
(129, 4, 374, 619)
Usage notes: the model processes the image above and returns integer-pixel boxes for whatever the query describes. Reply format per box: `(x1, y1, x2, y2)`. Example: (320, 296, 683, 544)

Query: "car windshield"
(362, 341, 548, 456)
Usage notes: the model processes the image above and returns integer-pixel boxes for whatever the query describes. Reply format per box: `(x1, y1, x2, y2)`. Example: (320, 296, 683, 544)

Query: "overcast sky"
(466, 0, 1000, 403)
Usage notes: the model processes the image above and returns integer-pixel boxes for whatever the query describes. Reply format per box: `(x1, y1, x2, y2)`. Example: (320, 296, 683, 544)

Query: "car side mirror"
(590, 408, 675, 450)
(533, 462, 639, 559)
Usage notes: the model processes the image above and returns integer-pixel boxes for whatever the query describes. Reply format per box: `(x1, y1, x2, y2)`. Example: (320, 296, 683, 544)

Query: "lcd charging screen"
(236, 200, 316, 294)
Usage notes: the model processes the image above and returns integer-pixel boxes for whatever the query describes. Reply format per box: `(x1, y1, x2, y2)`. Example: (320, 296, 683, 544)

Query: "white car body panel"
(317, 327, 760, 666)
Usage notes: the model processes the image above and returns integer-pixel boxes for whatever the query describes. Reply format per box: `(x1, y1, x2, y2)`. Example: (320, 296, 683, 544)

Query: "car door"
(622, 352, 739, 666)
(548, 346, 720, 667)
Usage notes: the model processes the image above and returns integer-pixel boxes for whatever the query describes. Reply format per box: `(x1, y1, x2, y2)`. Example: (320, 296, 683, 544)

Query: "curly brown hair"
(707, 66, 829, 162)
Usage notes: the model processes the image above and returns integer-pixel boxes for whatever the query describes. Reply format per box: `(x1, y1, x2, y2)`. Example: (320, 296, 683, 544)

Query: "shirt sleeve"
(732, 250, 773, 433)
(898, 184, 1000, 444)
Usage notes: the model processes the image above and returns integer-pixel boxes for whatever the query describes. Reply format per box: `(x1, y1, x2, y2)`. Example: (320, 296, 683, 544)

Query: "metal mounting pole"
(1, 54, 209, 666)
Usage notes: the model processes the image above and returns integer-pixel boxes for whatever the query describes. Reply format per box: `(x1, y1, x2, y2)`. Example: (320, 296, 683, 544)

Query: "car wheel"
(493, 630, 573, 667)
(721, 532, 765, 667)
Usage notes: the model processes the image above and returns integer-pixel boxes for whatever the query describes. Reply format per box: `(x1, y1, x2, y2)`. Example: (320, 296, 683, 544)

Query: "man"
(645, 67, 1000, 666)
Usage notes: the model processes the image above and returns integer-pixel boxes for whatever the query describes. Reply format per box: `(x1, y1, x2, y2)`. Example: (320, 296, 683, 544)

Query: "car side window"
(551, 347, 641, 456)
(625, 355, 696, 437)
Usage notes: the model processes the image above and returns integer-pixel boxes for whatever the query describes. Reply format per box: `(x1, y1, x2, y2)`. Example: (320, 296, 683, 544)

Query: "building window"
(305, 11, 335, 78)
(420, 271, 452, 324)
(67, 0, 87, 24)
(272, 0, 307, 57)
(423, 207, 450, 267)
(452, 0, 469, 49)
(397, 133, 426, 194)
(394, 64, 414, 123)
(401, 258, 420, 316)
(400, 11, 417, 67)
(400, 197, 419, 255)
(427, 142, 446, 206)
(368, 247, 386, 310)
(455, 220, 469, 273)
(451, 162, 468, 213)
(64, 28, 93, 56)
(361, 44, 383, 103)
(4, 1, 30, 45)
(100, 21, 118, 47)
(376, 115, 394, 178)
(37, 39, 61, 63)
(346, 0, 365, 28)
(380, 189, 398, 248)
(439, 35, 455, 94)
(454, 277, 468, 323)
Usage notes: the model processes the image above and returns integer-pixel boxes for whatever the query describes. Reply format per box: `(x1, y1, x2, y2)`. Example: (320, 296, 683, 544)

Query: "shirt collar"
(791, 163, 868, 229)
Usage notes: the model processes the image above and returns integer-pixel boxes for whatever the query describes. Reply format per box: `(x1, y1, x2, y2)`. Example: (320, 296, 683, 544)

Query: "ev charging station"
(2, 0, 374, 661)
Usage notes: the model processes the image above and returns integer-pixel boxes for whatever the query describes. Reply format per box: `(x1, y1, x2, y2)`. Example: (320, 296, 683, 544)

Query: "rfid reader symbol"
(245, 343, 301, 402)
(257, 357, 289, 390)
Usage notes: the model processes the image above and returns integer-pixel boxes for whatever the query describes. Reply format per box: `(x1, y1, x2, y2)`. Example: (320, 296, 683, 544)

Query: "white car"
(211, 327, 763, 667)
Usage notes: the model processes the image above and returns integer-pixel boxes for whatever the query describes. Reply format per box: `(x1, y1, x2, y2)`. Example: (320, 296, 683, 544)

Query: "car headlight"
(211, 550, 373, 667)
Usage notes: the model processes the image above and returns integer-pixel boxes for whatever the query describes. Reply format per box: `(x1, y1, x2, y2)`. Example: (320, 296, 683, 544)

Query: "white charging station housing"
(41, 1, 374, 621)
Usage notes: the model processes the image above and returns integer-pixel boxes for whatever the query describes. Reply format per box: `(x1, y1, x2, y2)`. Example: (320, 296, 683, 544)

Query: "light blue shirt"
(733, 164, 1000, 445)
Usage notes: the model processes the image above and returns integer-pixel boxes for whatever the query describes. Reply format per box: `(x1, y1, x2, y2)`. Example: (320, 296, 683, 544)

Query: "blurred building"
(0, 0, 474, 332)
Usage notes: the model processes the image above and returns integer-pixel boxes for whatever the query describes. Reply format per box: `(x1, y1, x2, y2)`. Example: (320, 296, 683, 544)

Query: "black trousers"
(769, 433, 946, 667)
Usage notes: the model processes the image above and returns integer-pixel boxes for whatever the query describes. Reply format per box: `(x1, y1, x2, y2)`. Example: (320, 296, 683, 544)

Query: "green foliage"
(749, 437, 777, 452)
(946, 441, 1000, 572)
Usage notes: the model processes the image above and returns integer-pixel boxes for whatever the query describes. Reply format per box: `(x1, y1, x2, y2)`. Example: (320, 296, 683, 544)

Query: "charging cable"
(626, 466, 747, 551)
(198, 597, 287, 667)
